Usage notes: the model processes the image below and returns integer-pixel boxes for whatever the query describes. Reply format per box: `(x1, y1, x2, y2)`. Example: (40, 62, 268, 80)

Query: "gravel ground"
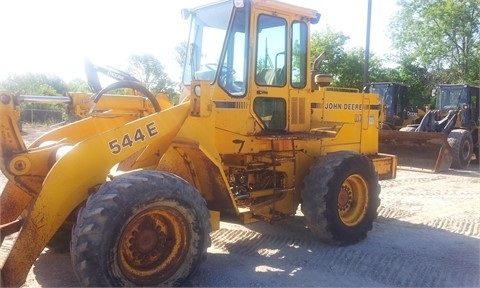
(1, 125, 479, 287)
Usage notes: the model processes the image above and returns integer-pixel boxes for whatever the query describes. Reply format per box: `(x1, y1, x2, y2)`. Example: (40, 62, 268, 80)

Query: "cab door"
(249, 8, 312, 134)
(250, 10, 290, 132)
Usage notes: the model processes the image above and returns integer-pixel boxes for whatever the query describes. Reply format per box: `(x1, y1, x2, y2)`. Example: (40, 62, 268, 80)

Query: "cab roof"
(252, 0, 320, 24)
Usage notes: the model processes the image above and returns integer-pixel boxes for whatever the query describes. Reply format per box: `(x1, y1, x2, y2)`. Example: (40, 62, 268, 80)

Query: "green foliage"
(67, 78, 90, 93)
(390, 0, 480, 84)
(310, 29, 348, 75)
(0, 73, 67, 95)
(395, 59, 433, 107)
(174, 41, 187, 70)
(309, 0, 479, 108)
(310, 29, 386, 91)
(334, 47, 365, 90)
(0, 74, 87, 124)
(127, 54, 180, 103)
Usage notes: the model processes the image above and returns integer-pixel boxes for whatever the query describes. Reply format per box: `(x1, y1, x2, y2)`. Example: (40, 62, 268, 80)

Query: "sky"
(0, 0, 398, 82)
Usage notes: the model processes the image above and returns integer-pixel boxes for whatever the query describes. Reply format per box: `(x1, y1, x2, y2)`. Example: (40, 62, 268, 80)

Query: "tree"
(127, 54, 179, 103)
(0, 73, 69, 124)
(390, 0, 480, 84)
(127, 54, 174, 92)
(310, 29, 386, 91)
(395, 59, 433, 107)
(0, 73, 67, 95)
(67, 78, 90, 93)
(174, 41, 187, 70)
(310, 29, 349, 77)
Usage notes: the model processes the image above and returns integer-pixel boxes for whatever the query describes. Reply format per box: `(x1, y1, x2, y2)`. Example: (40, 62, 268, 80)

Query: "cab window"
(218, 7, 248, 97)
(291, 21, 308, 88)
(253, 97, 286, 131)
(255, 14, 286, 87)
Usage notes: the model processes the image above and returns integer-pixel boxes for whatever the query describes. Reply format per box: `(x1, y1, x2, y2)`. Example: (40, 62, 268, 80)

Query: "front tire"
(70, 170, 211, 287)
(301, 151, 380, 246)
(448, 129, 473, 169)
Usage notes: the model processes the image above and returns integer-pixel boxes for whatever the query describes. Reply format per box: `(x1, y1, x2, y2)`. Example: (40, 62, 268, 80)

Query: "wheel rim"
(118, 206, 189, 286)
(337, 174, 369, 227)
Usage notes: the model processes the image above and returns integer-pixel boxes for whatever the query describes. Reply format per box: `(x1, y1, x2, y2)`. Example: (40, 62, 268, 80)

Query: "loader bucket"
(378, 130, 453, 173)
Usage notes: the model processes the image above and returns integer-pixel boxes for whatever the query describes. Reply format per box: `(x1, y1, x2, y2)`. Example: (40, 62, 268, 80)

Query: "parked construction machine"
(0, 0, 397, 286)
(377, 83, 479, 172)
(432, 84, 479, 164)
(369, 82, 425, 130)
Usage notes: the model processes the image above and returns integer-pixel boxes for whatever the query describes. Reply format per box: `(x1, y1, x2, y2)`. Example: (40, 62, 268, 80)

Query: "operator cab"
(181, 0, 320, 134)
(435, 84, 480, 128)
(369, 82, 409, 129)
(181, 1, 247, 97)
(436, 85, 475, 111)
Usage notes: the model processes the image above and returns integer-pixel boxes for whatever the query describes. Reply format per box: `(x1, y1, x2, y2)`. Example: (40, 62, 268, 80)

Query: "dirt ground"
(1, 126, 479, 287)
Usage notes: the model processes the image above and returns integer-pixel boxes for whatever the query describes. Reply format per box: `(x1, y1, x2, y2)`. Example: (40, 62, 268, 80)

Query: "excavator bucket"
(379, 130, 453, 173)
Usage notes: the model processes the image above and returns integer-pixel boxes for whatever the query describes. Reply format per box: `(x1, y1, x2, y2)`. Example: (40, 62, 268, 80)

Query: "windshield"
(438, 86, 468, 110)
(182, 1, 232, 85)
(371, 84, 394, 117)
(371, 85, 391, 103)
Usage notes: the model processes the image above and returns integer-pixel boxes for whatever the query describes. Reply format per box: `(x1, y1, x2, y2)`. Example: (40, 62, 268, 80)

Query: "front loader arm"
(0, 93, 35, 233)
(0, 92, 27, 180)
(0, 96, 147, 231)
(1, 102, 190, 287)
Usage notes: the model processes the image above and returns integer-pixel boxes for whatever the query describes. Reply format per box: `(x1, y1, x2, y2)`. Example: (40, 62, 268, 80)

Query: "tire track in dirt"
(427, 217, 480, 238)
(377, 206, 414, 219)
(378, 206, 480, 238)
(381, 182, 479, 199)
(210, 227, 479, 287)
(380, 176, 444, 188)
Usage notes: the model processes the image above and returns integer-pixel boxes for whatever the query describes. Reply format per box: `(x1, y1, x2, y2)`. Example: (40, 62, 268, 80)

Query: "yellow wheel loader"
(0, 0, 397, 286)
(377, 83, 479, 172)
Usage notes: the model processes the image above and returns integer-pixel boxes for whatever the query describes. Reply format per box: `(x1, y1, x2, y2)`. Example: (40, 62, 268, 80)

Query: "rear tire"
(301, 151, 380, 246)
(448, 129, 473, 169)
(70, 170, 211, 287)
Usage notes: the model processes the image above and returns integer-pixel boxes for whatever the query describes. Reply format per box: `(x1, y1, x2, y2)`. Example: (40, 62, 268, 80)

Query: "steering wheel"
(204, 63, 236, 88)
(205, 63, 236, 77)
(205, 63, 218, 71)
(88, 80, 161, 115)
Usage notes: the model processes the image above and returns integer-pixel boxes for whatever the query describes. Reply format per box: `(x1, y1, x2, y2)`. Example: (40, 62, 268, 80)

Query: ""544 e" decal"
(108, 122, 159, 154)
